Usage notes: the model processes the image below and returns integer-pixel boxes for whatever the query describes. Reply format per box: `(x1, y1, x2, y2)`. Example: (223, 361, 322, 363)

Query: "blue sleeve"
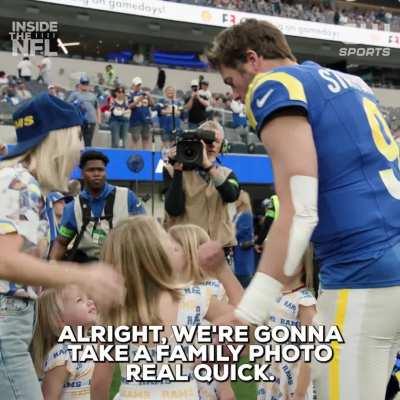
(58, 201, 78, 239)
(127, 190, 146, 215)
(245, 70, 308, 135)
(236, 213, 254, 243)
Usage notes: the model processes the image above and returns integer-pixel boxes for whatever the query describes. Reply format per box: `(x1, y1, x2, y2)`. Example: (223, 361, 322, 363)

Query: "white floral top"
(0, 164, 48, 299)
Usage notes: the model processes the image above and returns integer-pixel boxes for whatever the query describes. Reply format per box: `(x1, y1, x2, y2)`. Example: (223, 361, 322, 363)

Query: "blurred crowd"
(168, 0, 400, 32)
(0, 61, 252, 151)
(1, 57, 400, 151)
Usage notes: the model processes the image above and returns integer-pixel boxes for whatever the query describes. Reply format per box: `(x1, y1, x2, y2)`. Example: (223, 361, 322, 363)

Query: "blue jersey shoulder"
(245, 66, 308, 135)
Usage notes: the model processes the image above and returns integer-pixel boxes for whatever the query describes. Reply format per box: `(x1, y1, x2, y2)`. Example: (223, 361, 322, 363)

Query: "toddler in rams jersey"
(32, 285, 98, 399)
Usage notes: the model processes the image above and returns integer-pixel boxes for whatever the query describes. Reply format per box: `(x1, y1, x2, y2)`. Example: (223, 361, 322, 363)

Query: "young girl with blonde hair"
(257, 245, 317, 400)
(32, 285, 98, 399)
(168, 223, 244, 305)
(168, 223, 243, 400)
(91, 216, 236, 400)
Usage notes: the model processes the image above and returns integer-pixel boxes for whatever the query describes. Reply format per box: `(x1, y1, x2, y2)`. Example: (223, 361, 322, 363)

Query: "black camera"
(176, 129, 215, 169)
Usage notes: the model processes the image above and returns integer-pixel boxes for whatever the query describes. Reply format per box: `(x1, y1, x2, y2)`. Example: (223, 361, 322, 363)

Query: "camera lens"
(184, 147, 195, 159)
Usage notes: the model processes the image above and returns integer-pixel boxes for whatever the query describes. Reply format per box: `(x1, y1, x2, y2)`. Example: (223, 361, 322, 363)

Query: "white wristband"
(234, 272, 283, 325)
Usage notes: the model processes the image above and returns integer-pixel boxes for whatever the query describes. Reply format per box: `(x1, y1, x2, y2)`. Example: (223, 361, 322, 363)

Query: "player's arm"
(235, 114, 318, 325)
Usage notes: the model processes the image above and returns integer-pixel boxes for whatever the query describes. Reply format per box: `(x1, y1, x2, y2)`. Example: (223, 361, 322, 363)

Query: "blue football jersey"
(245, 61, 400, 289)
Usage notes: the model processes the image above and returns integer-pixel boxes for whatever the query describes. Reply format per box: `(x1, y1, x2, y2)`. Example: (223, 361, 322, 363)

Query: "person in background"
(1, 84, 20, 106)
(48, 84, 66, 100)
(128, 77, 153, 150)
(254, 194, 279, 254)
(104, 64, 116, 87)
(37, 56, 52, 85)
(199, 79, 212, 102)
(164, 120, 240, 265)
(0, 143, 7, 157)
(50, 150, 145, 263)
(0, 71, 8, 85)
(230, 98, 248, 142)
(157, 85, 184, 149)
(46, 191, 70, 250)
(68, 77, 100, 147)
(16, 79, 32, 101)
(108, 86, 131, 148)
(233, 190, 256, 288)
(17, 56, 33, 82)
(156, 67, 166, 91)
(185, 79, 210, 129)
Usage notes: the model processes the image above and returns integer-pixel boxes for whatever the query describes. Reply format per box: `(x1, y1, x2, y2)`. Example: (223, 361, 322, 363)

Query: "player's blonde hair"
(101, 216, 181, 326)
(168, 224, 211, 284)
(0, 126, 82, 195)
(31, 287, 70, 378)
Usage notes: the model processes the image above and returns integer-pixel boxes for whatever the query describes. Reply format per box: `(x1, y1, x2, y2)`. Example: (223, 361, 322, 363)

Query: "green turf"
(109, 359, 257, 399)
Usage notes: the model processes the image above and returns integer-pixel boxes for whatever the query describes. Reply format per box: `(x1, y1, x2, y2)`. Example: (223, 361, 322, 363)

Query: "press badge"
(92, 226, 107, 245)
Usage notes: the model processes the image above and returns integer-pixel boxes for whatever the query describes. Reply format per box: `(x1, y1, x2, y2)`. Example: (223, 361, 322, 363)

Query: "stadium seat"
(0, 103, 15, 124)
(228, 142, 248, 154)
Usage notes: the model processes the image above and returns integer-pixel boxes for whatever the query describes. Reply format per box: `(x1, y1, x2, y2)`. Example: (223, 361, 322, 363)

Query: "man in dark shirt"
(184, 79, 210, 129)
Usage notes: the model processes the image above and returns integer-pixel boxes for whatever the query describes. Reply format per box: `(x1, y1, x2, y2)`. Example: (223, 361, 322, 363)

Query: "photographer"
(164, 120, 240, 263)
(128, 77, 154, 150)
(185, 79, 210, 129)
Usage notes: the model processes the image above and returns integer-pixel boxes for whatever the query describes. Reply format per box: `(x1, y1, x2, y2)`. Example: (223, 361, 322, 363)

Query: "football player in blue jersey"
(208, 19, 400, 400)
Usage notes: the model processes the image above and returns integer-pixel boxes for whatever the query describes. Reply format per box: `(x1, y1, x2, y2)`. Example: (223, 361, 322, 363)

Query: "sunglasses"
(116, 90, 125, 93)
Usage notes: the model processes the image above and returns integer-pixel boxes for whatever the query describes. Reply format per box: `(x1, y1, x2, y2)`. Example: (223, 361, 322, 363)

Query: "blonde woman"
(0, 93, 124, 399)
(32, 286, 97, 399)
(91, 216, 235, 400)
(233, 190, 256, 288)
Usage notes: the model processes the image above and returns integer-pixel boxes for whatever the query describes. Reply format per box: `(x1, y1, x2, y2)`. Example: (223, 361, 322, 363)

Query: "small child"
(168, 224, 226, 300)
(91, 216, 235, 400)
(32, 285, 98, 400)
(169, 224, 243, 400)
(257, 246, 317, 400)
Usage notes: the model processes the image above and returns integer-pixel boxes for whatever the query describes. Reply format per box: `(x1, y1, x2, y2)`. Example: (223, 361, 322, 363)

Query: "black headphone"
(220, 138, 229, 154)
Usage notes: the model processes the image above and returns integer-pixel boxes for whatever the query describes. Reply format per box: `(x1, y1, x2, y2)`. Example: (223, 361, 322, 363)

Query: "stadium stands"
(164, 0, 400, 32)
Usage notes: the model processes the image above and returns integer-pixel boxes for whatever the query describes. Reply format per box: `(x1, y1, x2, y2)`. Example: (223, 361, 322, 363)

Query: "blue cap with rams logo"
(2, 92, 83, 160)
